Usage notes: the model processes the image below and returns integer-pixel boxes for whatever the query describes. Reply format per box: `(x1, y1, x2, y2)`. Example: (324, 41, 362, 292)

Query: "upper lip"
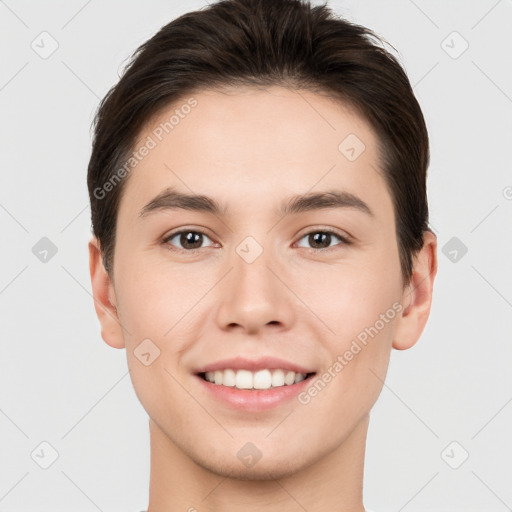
(194, 356, 316, 375)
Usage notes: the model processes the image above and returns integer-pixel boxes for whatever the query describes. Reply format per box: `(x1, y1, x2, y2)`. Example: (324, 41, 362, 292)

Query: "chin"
(195, 455, 308, 481)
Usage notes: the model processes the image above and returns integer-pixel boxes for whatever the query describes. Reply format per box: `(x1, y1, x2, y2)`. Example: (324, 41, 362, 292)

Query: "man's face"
(106, 86, 407, 478)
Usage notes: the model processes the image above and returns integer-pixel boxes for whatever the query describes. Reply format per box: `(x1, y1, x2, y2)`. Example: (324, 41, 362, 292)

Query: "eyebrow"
(138, 187, 373, 219)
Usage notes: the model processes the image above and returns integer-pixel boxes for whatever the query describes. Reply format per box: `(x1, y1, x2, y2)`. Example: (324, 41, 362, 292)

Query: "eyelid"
(162, 226, 213, 241)
(295, 225, 353, 243)
(162, 226, 216, 250)
(293, 227, 353, 251)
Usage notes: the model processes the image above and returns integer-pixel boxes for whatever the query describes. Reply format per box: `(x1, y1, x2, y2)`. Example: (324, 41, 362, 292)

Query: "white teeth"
(271, 369, 285, 387)
(284, 371, 296, 385)
(294, 372, 305, 383)
(222, 368, 236, 387)
(235, 369, 253, 389)
(203, 368, 310, 389)
(253, 369, 272, 389)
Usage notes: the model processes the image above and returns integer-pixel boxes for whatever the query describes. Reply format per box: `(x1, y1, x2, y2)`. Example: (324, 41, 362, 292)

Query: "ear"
(88, 236, 125, 349)
(393, 230, 438, 350)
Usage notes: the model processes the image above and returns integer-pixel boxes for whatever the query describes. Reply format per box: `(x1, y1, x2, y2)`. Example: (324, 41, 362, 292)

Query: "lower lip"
(194, 374, 315, 412)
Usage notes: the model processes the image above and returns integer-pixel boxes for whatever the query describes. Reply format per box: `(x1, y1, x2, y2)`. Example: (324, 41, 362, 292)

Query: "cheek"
(297, 248, 402, 386)
(116, 266, 201, 423)
(114, 253, 199, 334)
(305, 299, 398, 423)
(294, 255, 401, 335)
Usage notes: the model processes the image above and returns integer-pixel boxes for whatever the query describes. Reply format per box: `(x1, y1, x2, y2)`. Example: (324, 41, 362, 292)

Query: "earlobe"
(392, 230, 438, 350)
(88, 237, 125, 349)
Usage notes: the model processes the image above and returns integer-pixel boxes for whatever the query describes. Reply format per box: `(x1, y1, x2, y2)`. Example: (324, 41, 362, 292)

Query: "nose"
(214, 241, 295, 335)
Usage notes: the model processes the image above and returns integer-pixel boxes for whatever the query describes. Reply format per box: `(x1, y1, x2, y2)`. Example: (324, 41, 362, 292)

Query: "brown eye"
(163, 230, 214, 251)
(296, 230, 350, 250)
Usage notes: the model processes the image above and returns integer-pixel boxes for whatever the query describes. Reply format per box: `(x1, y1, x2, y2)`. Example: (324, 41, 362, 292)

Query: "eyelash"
(162, 227, 352, 254)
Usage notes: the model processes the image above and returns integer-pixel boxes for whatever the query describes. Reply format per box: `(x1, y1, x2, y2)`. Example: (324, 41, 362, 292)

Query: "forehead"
(139, 85, 377, 163)
(120, 85, 392, 223)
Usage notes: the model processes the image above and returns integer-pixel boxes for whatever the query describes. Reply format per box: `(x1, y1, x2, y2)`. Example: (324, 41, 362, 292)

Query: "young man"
(87, 0, 437, 510)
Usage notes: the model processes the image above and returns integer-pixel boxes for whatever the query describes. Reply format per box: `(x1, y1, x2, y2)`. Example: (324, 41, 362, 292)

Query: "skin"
(89, 85, 437, 512)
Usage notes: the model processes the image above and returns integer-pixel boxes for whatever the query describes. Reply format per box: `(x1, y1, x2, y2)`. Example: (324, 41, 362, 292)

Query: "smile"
(199, 368, 316, 390)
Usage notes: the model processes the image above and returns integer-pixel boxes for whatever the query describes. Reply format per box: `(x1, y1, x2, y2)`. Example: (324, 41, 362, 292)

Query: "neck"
(146, 414, 369, 512)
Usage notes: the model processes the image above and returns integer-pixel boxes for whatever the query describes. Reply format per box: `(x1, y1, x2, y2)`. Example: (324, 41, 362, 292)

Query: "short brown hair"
(87, 0, 430, 283)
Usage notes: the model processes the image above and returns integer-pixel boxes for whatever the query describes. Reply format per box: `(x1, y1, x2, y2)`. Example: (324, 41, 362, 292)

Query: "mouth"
(196, 369, 317, 391)
(193, 356, 317, 410)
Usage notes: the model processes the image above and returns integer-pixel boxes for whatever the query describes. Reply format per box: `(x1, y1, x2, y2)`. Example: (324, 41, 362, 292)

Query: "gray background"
(1, 0, 511, 510)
